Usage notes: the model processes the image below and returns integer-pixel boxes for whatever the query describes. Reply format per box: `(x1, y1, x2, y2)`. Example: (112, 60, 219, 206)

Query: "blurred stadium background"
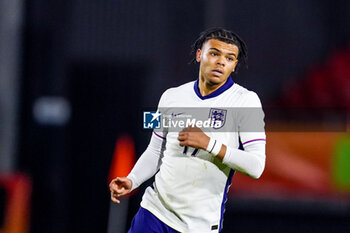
(1, 0, 350, 232)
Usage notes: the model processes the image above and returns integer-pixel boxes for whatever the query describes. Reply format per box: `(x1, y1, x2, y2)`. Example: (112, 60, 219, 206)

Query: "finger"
(115, 187, 125, 194)
(111, 195, 120, 204)
(178, 131, 186, 136)
(110, 182, 121, 191)
(112, 191, 124, 199)
(110, 186, 117, 193)
(179, 141, 187, 146)
(182, 127, 189, 132)
(112, 191, 121, 197)
(114, 177, 128, 187)
(109, 178, 117, 188)
(110, 177, 131, 194)
(111, 191, 120, 203)
(110, 183, 124, 193)
(110, 177, 122, 187)
(115, 177, 124, 184)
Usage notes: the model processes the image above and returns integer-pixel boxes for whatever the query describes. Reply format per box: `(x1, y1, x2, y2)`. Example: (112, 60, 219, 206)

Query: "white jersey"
(139, 78, 266, 233)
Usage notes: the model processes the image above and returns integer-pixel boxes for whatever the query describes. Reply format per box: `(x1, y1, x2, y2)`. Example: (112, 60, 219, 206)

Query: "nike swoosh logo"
(171, 112, 184, 117)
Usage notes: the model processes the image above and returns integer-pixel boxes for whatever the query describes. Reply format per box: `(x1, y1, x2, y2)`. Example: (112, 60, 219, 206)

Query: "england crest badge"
(209, 108, 227, 129)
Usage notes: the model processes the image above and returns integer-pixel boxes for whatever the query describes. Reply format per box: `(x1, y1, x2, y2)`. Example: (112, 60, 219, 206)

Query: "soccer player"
(109, 28, 266, 233)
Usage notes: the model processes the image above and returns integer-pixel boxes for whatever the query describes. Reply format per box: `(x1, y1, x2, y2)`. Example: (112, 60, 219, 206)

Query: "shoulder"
(163, 81, 195, 96)
(230, 83, 263, 107)
(158, 80, 196, 106)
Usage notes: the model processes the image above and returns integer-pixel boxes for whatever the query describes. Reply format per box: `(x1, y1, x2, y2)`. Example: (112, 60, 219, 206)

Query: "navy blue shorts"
(127, 207, 180, 233)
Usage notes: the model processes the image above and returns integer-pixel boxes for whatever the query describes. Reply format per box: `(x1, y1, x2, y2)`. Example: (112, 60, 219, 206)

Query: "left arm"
(177, 127, 265, 178)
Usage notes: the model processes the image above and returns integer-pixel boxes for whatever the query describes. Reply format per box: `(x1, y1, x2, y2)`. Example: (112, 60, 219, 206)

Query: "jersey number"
(183, 146, 200, 157)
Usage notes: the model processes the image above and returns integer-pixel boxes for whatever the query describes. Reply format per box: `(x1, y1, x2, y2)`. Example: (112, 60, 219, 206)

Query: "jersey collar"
(194, 77, 234, 100)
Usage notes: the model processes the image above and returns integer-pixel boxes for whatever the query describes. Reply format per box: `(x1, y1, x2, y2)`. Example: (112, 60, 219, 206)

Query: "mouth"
(212, 69, 223, 77)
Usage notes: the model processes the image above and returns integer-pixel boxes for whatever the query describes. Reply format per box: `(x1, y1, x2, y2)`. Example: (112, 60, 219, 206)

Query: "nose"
(216, 56, 225, 67)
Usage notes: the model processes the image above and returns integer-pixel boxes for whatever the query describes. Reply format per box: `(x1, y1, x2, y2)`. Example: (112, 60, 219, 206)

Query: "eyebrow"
(209, 48, 237, 58)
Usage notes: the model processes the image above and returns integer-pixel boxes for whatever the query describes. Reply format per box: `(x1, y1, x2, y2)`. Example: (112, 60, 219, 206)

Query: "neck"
(198, 77, 227, 97)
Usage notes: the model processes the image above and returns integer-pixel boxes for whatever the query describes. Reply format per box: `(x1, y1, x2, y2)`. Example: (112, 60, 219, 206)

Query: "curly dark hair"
(190, 28, 248, 72)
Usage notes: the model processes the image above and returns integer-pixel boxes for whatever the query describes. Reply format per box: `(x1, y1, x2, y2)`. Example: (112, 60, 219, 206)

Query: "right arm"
(109, 132, 165, 203)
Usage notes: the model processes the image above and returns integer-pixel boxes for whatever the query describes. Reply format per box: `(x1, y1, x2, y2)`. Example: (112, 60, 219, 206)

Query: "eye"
(227, 57, 234, 61)
(210, 52, 218, 56)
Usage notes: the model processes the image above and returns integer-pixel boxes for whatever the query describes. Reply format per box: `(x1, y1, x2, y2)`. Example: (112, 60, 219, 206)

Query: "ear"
(231, 60, 238, 72)
(196, 49, 202, 62)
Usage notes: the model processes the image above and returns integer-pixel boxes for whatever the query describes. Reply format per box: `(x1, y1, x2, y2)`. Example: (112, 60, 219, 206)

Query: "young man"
(109, 28, 266, 233)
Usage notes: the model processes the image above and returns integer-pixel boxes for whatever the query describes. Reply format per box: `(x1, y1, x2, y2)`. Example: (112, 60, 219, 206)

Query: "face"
(196, 39, 239, 86)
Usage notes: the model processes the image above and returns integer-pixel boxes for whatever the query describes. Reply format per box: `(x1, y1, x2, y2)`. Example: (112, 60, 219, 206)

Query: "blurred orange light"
(108, 135, 136, 183)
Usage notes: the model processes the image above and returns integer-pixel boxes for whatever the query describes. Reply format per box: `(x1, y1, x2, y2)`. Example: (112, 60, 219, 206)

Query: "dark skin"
(110, 39, 239, 203)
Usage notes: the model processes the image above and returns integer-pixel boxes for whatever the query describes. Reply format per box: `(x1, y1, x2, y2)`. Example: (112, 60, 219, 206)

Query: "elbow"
(250, 160, 265, 179)
(251, 170, 263, 179)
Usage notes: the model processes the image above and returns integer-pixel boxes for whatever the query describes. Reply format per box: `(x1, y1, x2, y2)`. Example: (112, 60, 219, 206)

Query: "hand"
(109, 177, 132, 204)
(177, 126, 210, 150)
